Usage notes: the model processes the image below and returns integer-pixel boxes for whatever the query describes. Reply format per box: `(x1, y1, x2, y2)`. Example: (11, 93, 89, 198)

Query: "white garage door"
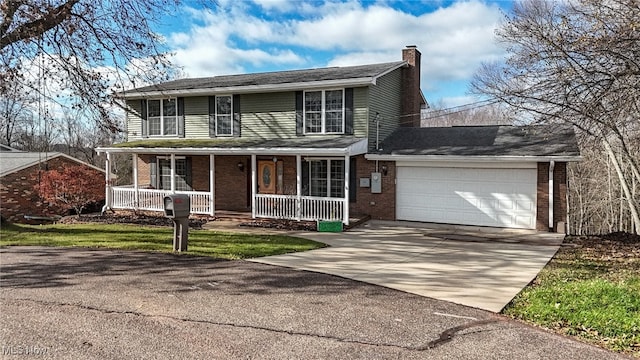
(396, 166, 537, 229)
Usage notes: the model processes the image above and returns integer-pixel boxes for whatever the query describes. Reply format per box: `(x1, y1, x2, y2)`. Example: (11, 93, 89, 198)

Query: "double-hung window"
(215, 95, 232, 136)
(147, 98, 178, 136)
(303, 159, 345, 198)
(304, 89, 344, 134)
(157, 157, 191, 191)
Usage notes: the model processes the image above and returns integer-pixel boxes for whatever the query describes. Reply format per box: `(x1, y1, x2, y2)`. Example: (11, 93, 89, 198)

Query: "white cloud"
(165, 0, 506, 105)
(251, 0, 296, 12)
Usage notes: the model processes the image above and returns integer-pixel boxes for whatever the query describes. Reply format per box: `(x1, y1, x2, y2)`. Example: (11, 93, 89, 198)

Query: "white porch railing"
(110, 187, 345, 222)
(110, 187, 213, 215)
(254, 194, 344, 222)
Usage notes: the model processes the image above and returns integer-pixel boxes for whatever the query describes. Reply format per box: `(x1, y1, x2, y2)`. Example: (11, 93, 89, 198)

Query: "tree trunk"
(603, 139, 640, 235)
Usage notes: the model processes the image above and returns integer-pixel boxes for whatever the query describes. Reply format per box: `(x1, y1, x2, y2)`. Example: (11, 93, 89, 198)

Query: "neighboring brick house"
(0, 150, 106, 224)
(97, 46, 580, 232)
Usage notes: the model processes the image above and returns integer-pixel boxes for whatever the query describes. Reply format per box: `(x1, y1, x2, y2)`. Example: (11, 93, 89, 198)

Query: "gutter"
(364, 154, 582, 163)
(96, 139, 369, 157)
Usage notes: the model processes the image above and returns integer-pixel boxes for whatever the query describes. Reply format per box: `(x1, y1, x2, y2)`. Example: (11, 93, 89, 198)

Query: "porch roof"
(96, 137, 368, 156)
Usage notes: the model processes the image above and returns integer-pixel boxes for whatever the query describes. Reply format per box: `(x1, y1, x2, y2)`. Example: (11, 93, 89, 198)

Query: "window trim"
(304, 157, 345, 198)
(214, 95, 233, 137)
(303, 89, 345, 135)
(156, 156, 190, 191)
(147, 98, 179, 137)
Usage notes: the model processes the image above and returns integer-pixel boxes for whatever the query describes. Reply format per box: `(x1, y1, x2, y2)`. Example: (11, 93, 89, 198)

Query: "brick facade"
(401, 45, 422, 128)
(136, 155, 301, 212)
(536, 162, 567, 232)
(349, 155, 396, 220)
(0, 156, 105, 224)
(134, 155, 568, 232)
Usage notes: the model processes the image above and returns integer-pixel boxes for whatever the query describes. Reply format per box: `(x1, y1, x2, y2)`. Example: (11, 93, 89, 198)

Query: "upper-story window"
(215, 95, 232, 136)
(147, 98, 178, 136)
(304, 89, 344, 134)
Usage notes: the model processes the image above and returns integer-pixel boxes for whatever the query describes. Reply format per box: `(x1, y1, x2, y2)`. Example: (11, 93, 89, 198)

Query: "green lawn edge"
(502, 240, 640, 357)
(0, 223, 327, 260)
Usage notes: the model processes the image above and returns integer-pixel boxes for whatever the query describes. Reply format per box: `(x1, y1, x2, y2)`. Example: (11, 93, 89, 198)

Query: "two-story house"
(97, 46, 580, 232)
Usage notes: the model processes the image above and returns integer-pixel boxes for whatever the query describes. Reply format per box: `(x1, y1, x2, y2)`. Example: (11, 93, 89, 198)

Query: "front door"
(258, 160, 276, 194)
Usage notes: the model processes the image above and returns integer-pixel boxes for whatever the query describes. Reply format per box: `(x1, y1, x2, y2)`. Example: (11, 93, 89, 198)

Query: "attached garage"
(365, 125, 582, 232)
(396, 164, 537, 229)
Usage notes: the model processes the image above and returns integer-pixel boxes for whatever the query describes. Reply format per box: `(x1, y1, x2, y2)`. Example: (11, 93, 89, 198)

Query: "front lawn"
(0, 223, 327, 259)
(503, 233, 640, 357)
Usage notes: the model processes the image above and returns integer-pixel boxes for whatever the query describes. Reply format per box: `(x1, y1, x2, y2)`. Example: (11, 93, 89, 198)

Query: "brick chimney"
(401, 45, 422, 127)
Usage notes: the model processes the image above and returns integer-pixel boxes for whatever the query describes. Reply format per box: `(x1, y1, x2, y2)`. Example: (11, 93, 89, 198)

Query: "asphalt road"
(0, 247, 628, 359)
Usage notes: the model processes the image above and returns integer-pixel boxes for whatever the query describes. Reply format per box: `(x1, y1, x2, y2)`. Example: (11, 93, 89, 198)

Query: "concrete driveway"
(251, 221, 564, 312)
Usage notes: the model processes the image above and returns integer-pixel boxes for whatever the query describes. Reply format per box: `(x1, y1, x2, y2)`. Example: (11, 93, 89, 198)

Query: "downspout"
(375, 112, 380, 151)
(549, 161, 555, 231)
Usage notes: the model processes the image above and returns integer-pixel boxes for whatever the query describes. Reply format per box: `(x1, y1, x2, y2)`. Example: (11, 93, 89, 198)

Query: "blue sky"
(157, 0, 512, 107)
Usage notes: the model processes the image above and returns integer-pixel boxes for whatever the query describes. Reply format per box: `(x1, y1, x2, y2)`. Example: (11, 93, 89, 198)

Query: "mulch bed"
(58, 212, 318, 231)
(58, 212, 214, 230)
(239, 219, 317, 232)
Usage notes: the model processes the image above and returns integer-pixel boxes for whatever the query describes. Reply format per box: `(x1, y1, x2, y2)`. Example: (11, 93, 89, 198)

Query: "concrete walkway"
(250, 221, 564, 312)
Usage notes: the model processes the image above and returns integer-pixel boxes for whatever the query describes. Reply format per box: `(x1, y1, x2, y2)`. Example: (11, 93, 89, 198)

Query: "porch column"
(102, 152, 112, 214)
(209, 154, 215, 216)
(251, 154, 257, 219)
(132, 153, 139, 210)
(343, 154, 350, 225)
(170, 153, 176, 192)
(296, 154, 302, 221)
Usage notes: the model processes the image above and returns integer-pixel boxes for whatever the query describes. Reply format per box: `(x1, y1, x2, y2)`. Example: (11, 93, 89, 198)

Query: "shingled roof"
(121, 61, 407, 98)
(375, 124, 581, 158)
(0, 152, 105, 177)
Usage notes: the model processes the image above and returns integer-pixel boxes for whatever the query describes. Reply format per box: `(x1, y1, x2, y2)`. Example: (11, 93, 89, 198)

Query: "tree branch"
(0, 0, 80, 50)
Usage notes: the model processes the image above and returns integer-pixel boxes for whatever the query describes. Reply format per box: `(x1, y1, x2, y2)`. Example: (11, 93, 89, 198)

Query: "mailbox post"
(163, 194, 190, 252)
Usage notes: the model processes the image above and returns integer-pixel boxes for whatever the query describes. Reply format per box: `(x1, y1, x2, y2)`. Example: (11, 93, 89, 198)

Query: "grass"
(0, 223, 327, 259)
(503, 237, 640, 357)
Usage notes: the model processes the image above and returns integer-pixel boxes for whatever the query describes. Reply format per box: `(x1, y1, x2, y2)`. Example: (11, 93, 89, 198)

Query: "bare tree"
(421, 100, 514, 127)
(472, 0, 640, 234)
(1, 0, 209, 132)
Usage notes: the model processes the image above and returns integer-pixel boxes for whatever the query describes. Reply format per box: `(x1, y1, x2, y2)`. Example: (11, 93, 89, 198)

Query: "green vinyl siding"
(368, 68, 402, 150)
(123, 85, 377, 143)
(352, 87, 369, 138)
(241, 92, 297, 139)
(126, 100, 144, 141)
(184, 96, 209, 139)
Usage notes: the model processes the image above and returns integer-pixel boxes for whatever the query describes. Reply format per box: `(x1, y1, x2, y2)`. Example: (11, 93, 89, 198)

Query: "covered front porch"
(97, 137, 367, 225)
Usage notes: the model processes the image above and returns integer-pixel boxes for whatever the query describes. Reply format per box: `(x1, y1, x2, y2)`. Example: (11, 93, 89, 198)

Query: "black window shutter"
(295, 91, 303, 135)
(177, 97, 185, 138)
(186, 157, 193, 191)
(149, 156, 157, 188)
(208, 96, 216, 138)
(233, 94, 241, 137)
(345, 88, 354, 135)
(141, 99, 148, 138)
(349, 157, 357, 202)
